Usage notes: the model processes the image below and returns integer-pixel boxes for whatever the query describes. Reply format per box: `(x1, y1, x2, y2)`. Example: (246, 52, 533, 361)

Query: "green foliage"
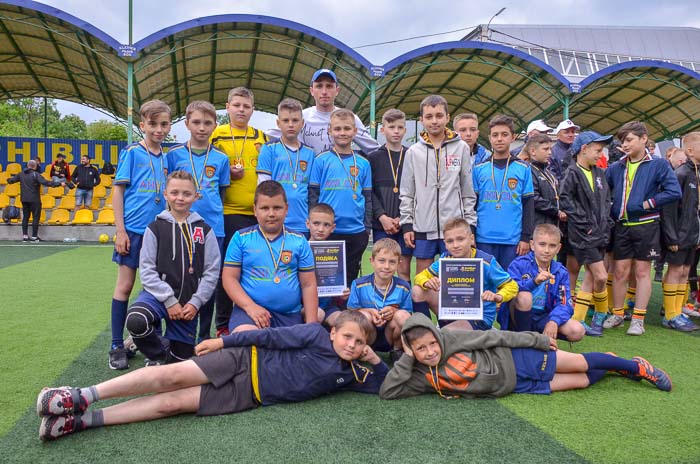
(85, 119, 128, 141)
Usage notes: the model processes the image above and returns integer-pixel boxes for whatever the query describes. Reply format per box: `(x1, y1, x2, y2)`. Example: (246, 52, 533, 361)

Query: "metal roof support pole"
(563, 94, 570, 120)
(127, 0, 134, 144)
(369, 80, 377, 138)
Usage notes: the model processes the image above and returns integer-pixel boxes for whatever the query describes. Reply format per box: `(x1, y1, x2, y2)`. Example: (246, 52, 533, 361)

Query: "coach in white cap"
(550, 119, 580, 180)
(511, 119, 553, 157)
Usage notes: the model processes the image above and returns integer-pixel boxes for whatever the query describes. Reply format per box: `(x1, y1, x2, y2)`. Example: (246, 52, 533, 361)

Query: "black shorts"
(192, 346, 259, 416)
(612, 222, 661, 261)
(666, 247, 696, 266)
(571, 246, 605, 266)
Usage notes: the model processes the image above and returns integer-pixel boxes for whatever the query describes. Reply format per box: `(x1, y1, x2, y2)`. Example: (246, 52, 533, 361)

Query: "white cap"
(526, 119, 554, 134)
(554, 119, 580, 134)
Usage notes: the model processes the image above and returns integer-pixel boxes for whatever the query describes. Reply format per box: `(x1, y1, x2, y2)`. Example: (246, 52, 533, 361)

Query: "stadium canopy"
(2, 1, 700, 142)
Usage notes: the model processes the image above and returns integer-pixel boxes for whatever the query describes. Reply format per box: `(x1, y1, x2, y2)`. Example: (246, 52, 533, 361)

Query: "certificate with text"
(438, 258, 483, 320)
(309, 241, 347, 297)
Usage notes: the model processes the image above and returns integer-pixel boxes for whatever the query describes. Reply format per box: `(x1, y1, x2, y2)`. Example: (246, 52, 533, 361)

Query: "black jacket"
(72, 164, 101, 190)
(367, 145, 408, 230)
(530, 161, 560, 226)
(8, 168, 60, 203)
(559, 164, 613, 250)
(550, 140, 572, 181)
(662, 160, 700, 249)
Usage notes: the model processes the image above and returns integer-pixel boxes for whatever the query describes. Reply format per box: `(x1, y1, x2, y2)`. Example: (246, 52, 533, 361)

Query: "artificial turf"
(2, 244, 700, 463)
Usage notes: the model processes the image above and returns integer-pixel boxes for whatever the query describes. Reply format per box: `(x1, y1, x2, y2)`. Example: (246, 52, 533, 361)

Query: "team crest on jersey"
(508, 178, 518, 190)
(299, 160, 308, 172)
(205, 165, 216, 178)
(192, 227, 205, 244)
(522, 273, 532, 281)
(281, 250, 292, 264)
(350, 166, 359, 177)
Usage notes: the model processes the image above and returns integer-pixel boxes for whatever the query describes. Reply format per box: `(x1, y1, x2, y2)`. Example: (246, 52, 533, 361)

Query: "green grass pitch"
(2, 243, 700, 463)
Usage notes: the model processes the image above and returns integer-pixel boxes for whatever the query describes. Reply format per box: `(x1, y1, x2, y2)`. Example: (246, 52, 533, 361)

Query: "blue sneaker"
(586, 312, 606, 337)
(632, 357, 672, 392)
(662, 314, 700, 332)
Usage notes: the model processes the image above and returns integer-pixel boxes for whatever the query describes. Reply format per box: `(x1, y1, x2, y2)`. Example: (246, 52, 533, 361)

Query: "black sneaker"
(108, 347, 129, 370)
(29, 236, 42, 242)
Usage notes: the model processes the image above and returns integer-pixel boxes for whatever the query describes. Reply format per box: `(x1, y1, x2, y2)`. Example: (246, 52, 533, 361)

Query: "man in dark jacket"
(72, 155, 101, 209)
(7, 159, 63, 241)
(549, 119, 579, 180)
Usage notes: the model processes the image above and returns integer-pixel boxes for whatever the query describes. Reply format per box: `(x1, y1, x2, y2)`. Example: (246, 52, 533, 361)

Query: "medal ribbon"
(259, 226, 286, 282)
(142, 141, 164, 199)
(386, 145, 404, 192)
(281, 142, 301, 185)
(228, 123, 249, 167)
(332, 149, 359, 194)
(187, 142, 212, 196)
(490, 156, 511, 205)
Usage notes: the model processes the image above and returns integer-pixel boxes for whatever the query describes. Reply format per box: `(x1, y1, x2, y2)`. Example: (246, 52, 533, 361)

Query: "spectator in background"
(550, 119, 580, 180)
(511, 119, 553, 158)
(668, 147, 687, 169)
(101, 160, 116, 177)
(73, 155, 101, 209)
(50, 154, 72, 187)
(7, 159, 63, 241)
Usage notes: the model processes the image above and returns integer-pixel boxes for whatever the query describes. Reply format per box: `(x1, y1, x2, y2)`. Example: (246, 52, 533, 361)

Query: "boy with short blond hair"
(400, 95, 477, 275)
(368, 109, 412, 282)
(347, 238, 412, 358)
(309, 109, 372, 282)
(109, 99, 172, 370)
(453, 113, 490, 166)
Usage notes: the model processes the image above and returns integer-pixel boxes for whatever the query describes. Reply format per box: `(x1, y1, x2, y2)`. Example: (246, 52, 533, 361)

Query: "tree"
(86, 119, 128, 141)
(0, 98, 93, 139)
(50, 114, 87, 139)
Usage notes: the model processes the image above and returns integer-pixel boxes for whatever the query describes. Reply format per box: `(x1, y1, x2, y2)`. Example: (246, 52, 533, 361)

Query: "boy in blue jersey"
(411, 218, 518, 330)
(109, 100, 171, 370)
(125, 172, 221, 365)
(222, 181, 318, 332)
(347, 238, 412, 358)
(453, 113, 491, 166)
(166, 101, 230, 342)
(257, 98, 315, 234)
(309, 108, 372, 282)
(473, 114, 535, 269)
(37, 311, 388, 441)
(506, 224, 585, 342)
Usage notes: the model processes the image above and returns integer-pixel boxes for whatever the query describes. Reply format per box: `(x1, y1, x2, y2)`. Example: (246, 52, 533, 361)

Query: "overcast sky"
(38, 0, 700, 139)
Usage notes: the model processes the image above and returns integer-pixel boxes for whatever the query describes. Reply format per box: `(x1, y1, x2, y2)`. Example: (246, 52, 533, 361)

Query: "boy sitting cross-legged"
(379, 313, 672, 400)
(37, 311, 387, 441)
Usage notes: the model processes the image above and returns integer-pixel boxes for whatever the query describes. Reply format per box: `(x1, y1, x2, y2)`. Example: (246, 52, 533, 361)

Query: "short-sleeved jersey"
(309, 151, 372, 234)
(426, 249, 512, 326)
(224, 226, 315, 314)
(347, 274, 413, 312)
(114, 142, 167, 234)
(167, 143, 230, 237)
(210, 124, 268, 215)
(473, 157, 534, 245)
(256, 141, 315, 233)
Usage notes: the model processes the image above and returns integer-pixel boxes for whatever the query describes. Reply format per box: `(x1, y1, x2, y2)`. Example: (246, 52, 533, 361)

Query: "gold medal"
(386, 145, 404, 197)
(155, 197, 161, 204)
(393, 187, 399, 193)
(292, 183, 298, 189)
(495, 203, 501, 210)
(273, 276, 281, 284)
(353, 194, 357, 200)
(260, 227, 286, 286)
(189, 266, 194, 275)
(235, 163, 242, 170)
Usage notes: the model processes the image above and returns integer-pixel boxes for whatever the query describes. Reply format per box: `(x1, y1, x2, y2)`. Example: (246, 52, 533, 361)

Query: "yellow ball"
(99, 233, 110, 243)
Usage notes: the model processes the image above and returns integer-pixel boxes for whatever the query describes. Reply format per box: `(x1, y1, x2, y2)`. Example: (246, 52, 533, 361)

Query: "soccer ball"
(99, 233, 110, 243)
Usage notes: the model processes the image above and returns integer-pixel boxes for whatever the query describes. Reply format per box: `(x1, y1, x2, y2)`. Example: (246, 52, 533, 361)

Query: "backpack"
(2, 206, 21, 223)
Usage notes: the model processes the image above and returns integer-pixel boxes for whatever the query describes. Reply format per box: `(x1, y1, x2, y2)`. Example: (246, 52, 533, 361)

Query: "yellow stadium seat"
(93, 185, 107, 199)
(43, 165, 51, 175)
(47, 208, 70, 224)
(58, 196, 75, 209)
(100, 174, 112, 187)
(6, 163, 21, 175)
(66, 186, 75, 197)
(68, 165, 77, 175)
(14, 197, 22, 208)
(89, 196, 101, 210)
(72, 208, 94, 224)
(0, 193, 9, 209)
(47, 186, 64, 198)
(0, 172, 10, 185)
(40, 210, 46, 223)
(4, 183, 20, 197)
(96, 208, 115, 225)
(40, 195, 55, 209)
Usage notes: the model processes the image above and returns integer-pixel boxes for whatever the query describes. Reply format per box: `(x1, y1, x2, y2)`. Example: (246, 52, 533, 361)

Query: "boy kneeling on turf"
(379, 313, 672, 400)
(347, 238, 412, 359)
(37, 310, 387, 441)
(505, 224, 585, 341)
(411, 218, 518, 330)
(125, 171, 221, 365)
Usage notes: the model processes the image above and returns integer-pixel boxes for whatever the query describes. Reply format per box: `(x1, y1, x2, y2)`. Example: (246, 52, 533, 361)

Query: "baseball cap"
(571, 131, 613, 155)
(526, 119, 553, 134)
(56, 153, 66, 159)
(311, 69, 338, 85)
(554, 119, 580, 134)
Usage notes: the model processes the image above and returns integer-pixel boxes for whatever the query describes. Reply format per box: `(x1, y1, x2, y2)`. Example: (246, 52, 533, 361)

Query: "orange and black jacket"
(662, 159, 700, 250)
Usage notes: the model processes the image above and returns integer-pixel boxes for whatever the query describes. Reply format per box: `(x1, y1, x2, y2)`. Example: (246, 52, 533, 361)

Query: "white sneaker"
(627, 319, 645, 336)
(682, 305, 700, 318)
(603, 314, 625, 329)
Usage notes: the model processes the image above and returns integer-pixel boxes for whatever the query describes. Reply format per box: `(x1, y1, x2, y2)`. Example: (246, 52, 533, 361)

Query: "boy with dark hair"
(257, 98, 315, 235)
(347, 238, 412, 358)
(660, 131, 700, 331)
(379, 313, 671, 400)
(411, 217, 518, 330)
(309, 108, 372, 282)
(400, 95, 476, 275)
(524, 133, 564, 226)
(72, 155, 100, 209)
(506, 224, 584, 341)
(166, 100, 230, 341)
(368, 108, 412, 282)
(605, 121, 681, 335)
(110, 99, 172, 370)
(453, 113, 491, 166)
(223, 181, 318, 333)
(49, 153, 72, 186)
(37, 310, 387, 441)
(559, 131, 614, 336)
(472, 114, 534, 269)
(125, 171, 221, 365)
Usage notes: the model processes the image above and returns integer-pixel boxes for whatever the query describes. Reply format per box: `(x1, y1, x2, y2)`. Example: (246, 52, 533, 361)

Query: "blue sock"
(413, 300, 431, 318)
(583, 352, 639, 374)
(513, 309, 532, 332)
(585, 369, 607, 386)
(111, 298, 128, 348)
